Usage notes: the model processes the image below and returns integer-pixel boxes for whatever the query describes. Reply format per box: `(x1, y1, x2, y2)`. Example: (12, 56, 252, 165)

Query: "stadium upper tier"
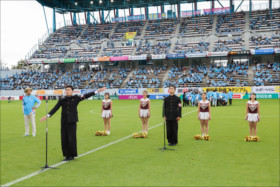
(28, 9, 280, 62)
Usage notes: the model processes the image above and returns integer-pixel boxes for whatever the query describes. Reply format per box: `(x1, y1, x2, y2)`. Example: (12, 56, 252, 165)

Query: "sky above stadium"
(0, 0, 278, 68)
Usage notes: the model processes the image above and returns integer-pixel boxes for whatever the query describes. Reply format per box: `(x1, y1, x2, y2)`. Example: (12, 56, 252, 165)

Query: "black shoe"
(169, 143, 177, 146)
(68, 156, 75, 161)
(62, 157, 69, 161)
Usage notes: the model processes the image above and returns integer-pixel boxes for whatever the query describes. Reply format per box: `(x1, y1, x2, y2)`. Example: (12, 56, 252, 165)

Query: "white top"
(199, 100, 210, 104)
(141, 98, 150, 101)
(247, 100, 259, 104)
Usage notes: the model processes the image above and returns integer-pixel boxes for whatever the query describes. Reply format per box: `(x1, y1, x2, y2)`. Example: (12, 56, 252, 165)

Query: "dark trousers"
(61, 122, 77, 157)
(183, 99, 187, 107)
(229, 99, 232, 105)
(186, 99, 189, 106)
(166, 120, 178, 144)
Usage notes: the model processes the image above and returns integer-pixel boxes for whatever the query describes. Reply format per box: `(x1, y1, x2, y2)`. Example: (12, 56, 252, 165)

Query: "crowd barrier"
(1, 86, 279, 100)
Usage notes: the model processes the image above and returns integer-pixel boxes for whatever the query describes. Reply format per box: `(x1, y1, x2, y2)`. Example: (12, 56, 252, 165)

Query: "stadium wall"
(1, 86, 279, 100)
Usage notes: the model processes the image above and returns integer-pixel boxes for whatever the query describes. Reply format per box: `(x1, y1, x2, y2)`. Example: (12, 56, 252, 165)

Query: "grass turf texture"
(1, 99, 279, 186)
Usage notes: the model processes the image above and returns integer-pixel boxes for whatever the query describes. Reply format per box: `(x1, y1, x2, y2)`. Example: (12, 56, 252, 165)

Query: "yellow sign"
(275, 86, 280, 93)
(146, 88, 163, 93)
(203, 87, 251, 93)
(54, 90, 63, 95)
(36, 90, 45, 95)
(125, 32, 137, 40)
(98, 57, 110, 61)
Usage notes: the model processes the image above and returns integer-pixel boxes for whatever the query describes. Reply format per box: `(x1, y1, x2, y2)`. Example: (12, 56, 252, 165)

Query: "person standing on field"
(22, 87, 41, 137)
(40, 86, 106, 161)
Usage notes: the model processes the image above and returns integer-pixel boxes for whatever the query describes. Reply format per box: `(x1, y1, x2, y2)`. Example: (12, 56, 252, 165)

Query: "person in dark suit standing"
(163, 85, 182, 146)
(40, 86, 106, 161)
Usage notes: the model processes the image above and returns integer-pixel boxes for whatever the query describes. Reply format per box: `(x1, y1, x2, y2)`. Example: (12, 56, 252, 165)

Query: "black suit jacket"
(162, 95, 182, 121)
(48, 91, 96, 123)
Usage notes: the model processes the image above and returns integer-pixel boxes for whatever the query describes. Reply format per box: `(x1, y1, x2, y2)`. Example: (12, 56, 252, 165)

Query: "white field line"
(2, 109, 198, 187)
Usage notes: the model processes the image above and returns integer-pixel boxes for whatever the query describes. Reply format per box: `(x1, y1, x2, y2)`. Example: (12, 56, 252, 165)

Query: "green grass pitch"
(1, 99, 279, 186)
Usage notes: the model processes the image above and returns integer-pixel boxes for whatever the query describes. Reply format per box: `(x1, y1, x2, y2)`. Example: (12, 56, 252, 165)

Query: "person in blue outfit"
(212, 90, 218, 107)
(191, 92, 196, 107)
(22, 87, 41, 137)
(222, 91, 229, 106)
(228, 89, 233, 105)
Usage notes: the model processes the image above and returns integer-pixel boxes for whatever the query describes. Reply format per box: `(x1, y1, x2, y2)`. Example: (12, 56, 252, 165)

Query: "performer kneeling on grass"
(102, 92, 113, 135)
(245, 93, 260, 137)
(40, 86, 106, 161)
(163, 85, 182, 146)
(198, 93, 211, 138)
(139, 91, 151, 134)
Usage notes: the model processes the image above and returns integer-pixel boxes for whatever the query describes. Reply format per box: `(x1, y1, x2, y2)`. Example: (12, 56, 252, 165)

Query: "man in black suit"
(40, 86, 106, 161)
(163, 85, 182, 146)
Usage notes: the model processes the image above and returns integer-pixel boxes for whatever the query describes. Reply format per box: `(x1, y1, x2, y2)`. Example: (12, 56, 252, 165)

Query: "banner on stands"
(166, 54, 186, 59)
(129, 55, 147, 60)
(203, 7, 230, 15)
(148, 13, 166, 19)
(146, 88, 163, 93)
(119, 89, 138, 95)
(53, 90, 63, 95)
(92, 95, 119, 100)
(119, 95, 143, 100)
(98, 57, 110, 61)
(229, 50, 251, 55)
(77, 58, 92, 63)
(151, 54, 166, 60)
(110, 56, 129, 61)
(207, 51, 228, 57)
(186, 52, 207, 58)
(203, 87, 251, 93)
(149, 94, 169, 100)
(182, 10, 201, 17)
(93, 57, 98, 62)
(251, 48, 274, 55)
(252, 86, 276, 93)
(233, 94, 243, 99)
(112, 17, 125, 22)
(0, 96, 18, 100)
(44, 59, 59, 64)
(127, 15, 145, 21)
(28, 59, 45, 64)
(163, 87, 202, 94)
(275, 48, 280, 54)
(125, 32, 137, 40)
(242, 93, 278, 99)
(60, 58, 76, 63)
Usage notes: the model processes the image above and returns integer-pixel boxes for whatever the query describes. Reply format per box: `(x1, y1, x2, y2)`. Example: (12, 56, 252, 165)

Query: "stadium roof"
(37, 0, 212, 13)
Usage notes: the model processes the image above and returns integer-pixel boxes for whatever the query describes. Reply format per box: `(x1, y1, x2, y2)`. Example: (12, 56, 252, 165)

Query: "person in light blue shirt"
(195, 92, 201, 106)
(228, 89, 233, 105)
(22, 87, 41, 137)
(191, 92, 196, 107)
(206, 90, 212, 103)
(222, 91, 229, 106)
(212, 90, 218, 107)
(186, 91, 191, 106)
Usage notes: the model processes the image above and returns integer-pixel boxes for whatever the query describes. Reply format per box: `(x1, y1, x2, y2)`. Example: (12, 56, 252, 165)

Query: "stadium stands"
(3, 9, 279, 91)
(179, 15, 213, 37)
(163, 65, 207, 88)
(252, 62, 280, 86)
(124, 66, 166, 88)
(250, 9, 280, 32)
(216, 12, 245, 36)
(207, 63, 249, 87)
